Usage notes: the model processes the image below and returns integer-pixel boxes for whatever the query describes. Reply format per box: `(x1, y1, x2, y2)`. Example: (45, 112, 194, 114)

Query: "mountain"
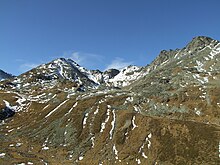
(3, 58, 144, 97)
(0, 36, 219, 164)
(0, 69, 13, 81)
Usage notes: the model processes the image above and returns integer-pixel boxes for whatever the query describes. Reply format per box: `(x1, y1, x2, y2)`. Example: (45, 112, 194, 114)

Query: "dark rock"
(103, 69, 120, 79)
(0, 107, 15, 120)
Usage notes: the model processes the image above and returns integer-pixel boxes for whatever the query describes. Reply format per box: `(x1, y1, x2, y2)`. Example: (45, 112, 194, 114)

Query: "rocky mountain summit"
(0, 36, 219, 164)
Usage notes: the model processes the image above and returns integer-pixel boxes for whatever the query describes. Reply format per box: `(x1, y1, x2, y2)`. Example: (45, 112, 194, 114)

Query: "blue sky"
(1, 0, 220, 75)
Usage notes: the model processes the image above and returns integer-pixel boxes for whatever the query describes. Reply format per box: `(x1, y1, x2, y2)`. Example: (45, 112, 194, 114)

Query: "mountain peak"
(191, 36, 214, 41)
(53, 57, 71, 63)
(51, 57, 82, 69)
(186, 36, 217, 51)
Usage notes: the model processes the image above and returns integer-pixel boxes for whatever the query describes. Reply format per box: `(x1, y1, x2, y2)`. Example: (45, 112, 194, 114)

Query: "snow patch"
(3, 100, 16, 110)
(142, 152, 148, 159)
(132, 116, 138, 130)
(126, 97, 133, 102)
(109, 110, 116, 139)
(108, 65, 147, 87)
(91, 136, 95, 148)
(94, 107, 99, 115)
(133, 105, 140, 113)
(83, 112, 89, 128)
(78, 156, 84, 161)
(16, 143, 22, 147)
(42, 146, 49, 150)
(45, 99, 69, 118)
(100, 109, 111, 132)
(219, 142, 220, 158)
(113, 144, 119, 160)
(0, 153, 6, 157)
(136, 158, 141, 164)
(195, 60, 206, 72)
(65, 102, 78, 116)
(194, 108, 201, 116)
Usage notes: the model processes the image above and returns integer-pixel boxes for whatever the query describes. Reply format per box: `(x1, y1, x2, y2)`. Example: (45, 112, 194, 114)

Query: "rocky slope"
(0, 36, 219, 165)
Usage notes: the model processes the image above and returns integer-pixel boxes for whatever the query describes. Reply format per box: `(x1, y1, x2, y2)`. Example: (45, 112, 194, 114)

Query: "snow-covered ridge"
(63, 60, 146, 87)
(108, 65, 147, 87)
(34, 58, 146, 88)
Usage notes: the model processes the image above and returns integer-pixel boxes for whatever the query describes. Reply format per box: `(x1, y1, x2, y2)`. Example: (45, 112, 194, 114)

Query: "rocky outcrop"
(0, 107, 15, 120)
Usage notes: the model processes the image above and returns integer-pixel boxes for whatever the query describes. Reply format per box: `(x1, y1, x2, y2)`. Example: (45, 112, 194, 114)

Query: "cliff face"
(0, 36, 219, 165)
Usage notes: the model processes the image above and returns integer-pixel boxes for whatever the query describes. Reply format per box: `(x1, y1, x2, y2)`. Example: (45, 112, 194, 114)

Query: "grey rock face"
(103, 69, 120, 78)
(185, 36, 214, 51)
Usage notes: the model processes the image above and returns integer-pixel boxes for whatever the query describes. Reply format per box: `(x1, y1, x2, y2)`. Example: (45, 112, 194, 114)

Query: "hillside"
(0, 36, 219, 165)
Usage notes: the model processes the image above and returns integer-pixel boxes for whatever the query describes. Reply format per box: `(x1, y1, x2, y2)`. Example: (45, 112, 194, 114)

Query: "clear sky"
(1, 0, 220, 75)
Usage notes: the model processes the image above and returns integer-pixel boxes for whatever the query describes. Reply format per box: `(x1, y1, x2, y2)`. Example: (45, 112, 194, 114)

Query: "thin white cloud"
(17, 53, 133, 74)
(105, 57, 133, 70)
(19, 63, 40, 73)
(70, 52, 85, 64)
(64, 51, 105, 69)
